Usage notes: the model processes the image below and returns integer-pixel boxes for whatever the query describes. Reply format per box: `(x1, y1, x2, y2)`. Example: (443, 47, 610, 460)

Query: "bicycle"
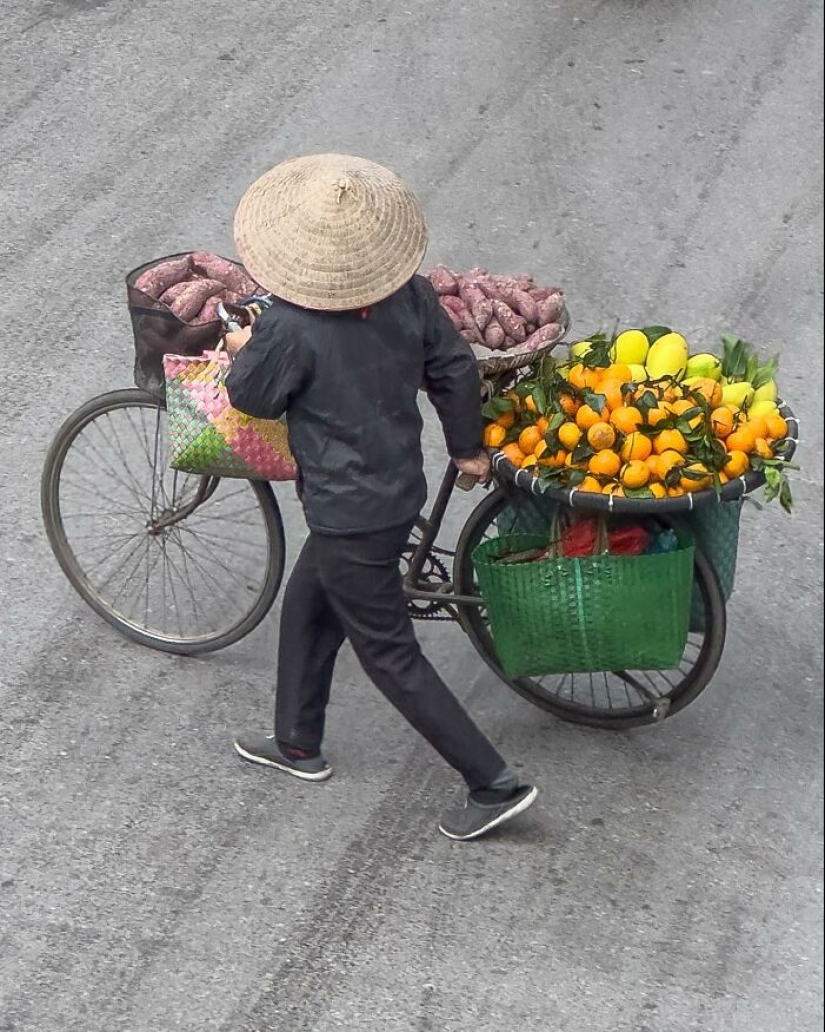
(40, 380, 758, 731)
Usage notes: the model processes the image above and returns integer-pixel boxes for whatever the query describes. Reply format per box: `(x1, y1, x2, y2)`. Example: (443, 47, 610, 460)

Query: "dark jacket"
(225, 275, 482, 535)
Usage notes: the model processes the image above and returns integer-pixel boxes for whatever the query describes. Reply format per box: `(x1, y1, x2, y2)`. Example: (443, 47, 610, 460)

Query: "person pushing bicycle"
(224, 153, 537, 841)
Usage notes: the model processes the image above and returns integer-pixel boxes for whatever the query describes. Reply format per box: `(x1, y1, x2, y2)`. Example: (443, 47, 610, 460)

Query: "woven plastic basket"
(472, 532, 694, 678)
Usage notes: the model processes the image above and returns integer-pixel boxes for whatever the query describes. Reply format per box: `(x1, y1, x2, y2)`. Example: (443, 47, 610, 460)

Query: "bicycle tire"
(453, 488, 727, 729)
(41, 389, 286, 655)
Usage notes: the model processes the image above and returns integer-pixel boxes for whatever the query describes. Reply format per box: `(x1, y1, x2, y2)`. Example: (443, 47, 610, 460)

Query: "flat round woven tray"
(492, 399, 799, 514)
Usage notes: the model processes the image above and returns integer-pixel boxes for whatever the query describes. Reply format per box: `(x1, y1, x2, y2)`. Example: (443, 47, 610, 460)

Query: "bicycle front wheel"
(453, 489, 727, 729)
(41, 389, 286, 655)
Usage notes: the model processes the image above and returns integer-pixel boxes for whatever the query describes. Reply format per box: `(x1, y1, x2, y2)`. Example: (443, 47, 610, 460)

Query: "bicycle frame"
(402, 461, 486, 612)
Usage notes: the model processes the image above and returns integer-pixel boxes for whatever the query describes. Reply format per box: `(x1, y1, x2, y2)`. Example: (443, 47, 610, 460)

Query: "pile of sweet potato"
(427, 266, 565, 353)
(134, 252, 262, 325)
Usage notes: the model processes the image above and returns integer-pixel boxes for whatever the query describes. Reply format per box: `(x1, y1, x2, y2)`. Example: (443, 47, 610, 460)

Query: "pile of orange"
(483, 361, 790, 498)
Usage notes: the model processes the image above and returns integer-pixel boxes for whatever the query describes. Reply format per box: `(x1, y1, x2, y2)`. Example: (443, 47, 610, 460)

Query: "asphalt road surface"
(1, 1, 823, 1030)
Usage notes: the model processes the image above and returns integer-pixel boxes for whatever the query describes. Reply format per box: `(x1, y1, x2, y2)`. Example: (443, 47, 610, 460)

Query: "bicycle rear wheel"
(453, 489, 726, 729)
(41, 389, 286, 655)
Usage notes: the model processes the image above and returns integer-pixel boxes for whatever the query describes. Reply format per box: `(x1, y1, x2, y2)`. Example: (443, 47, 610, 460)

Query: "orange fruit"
(598, 378, 626, 412)
(559, 392, 581, 417)
(589, 450, 622, 478)
(745, 415, 769, 441)
(483, 423, 507, 448)
(603, 482, 625, 497)
(723, 450, 750, 478)
(501, 443, 524, 467)
(656, 449, 686, 480)
(565, 452, 588, 471)
(558, 422, 583, 451)
(536, 416, 550, 436)
(669, 399, 703, 430)
(680, 462, 713, 493)
(578, 476, 604, 493)
(660, 383, 683, 404)
(654, 429, 689, 455)
(518, 426, 543, 455)
(521, 455, 539, 471)
(621, 460, 650, 490)
(646, 406, 670, 428)
(766, 414, 789, 441)
(710, 407, 735, 439)
(610, 406, 644, 434)
(667, 485, 686, 498)
(496, 409, 516, 429)
(649, 482, 667, 499)
(620, 432, 653, 463)
(576, 404, 609, 431)
(587, 421, 617, 451)
(718, 471, 730, 485)
(604, 362, 634, 383)
(754, 438, 773, 460)
(684, 377, 722, 408)
(646, 455, 662, 478)
(726, 426, 756, 454)
(568, 363, 601, 390)
(524, 394, 539, 414)
(538, 449, 567, 468)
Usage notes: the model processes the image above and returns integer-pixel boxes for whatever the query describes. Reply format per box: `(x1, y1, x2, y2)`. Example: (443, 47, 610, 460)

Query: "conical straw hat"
(233, 153, 428, 311)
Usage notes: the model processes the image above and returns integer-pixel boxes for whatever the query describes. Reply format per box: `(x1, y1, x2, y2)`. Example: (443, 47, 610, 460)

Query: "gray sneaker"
(438, 785, 538, 841)
(233, 732, 333, 782)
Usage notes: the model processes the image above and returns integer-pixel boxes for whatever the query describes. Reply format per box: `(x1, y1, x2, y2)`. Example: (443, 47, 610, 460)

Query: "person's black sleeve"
(225, 313, 312, 420)
(418, 278, 483, 460)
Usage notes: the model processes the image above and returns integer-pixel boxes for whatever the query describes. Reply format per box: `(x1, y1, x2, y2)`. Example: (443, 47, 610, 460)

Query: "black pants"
(274, 523, 508, 791)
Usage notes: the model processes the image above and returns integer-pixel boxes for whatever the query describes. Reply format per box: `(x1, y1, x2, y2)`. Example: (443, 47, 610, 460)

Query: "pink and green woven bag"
(163, 349, 297, 481)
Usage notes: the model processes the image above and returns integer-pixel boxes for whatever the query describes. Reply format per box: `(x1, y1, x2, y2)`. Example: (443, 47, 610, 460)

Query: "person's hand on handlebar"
(454, 450, 492, 484)
(225, 325, 253, 357)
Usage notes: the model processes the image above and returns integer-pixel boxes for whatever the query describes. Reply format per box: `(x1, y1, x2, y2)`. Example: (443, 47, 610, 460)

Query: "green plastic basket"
(688, 499, 742, 630)
(472, 533, 695, 678)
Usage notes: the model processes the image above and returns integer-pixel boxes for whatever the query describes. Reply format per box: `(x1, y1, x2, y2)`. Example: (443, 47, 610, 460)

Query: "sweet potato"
(458, 280, 493, 331)
(162, 278, 226, 322)
(191, 296, 223, 325)
(484, 319, 506, 350)
(191, 252, 260, 296)
(537, 297, 563, 325)
(523, 323, 562, 352)
(438, 297, 464, 331)
(491, 300, 527, 344)
(428, 265, 459, 296)
(134, 255, 193, 298)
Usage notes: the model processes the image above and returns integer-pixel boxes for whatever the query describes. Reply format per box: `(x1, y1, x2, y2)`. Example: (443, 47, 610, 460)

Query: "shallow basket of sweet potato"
(425, 266, 570, 375)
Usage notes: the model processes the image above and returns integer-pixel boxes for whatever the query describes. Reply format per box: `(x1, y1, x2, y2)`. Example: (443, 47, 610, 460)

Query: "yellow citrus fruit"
(578, 476, 604, 493)
(649, 482, 667, 499)
(501, 443, 524, 467)
(483, 423, 506, 448)
(726, 426, 756, 454)
(680, 462, 713, 493)
(710, 407, 735, 439)
(621, 460, 650, 489)
(518, 426, 543, 455)
(723, 450, 750, 478)
(654, 429, 689, 455)
(754, 437, 773, 460)
(589, 450, 622, 478)
(558, 422, 583, 451)
(766, 414, 789, 440)
(576, 404, 609, 431)
(587, 421, 617, 451)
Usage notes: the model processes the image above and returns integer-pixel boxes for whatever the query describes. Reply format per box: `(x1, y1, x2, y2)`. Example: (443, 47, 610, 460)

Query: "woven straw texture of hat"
(233, 154, 428, 311)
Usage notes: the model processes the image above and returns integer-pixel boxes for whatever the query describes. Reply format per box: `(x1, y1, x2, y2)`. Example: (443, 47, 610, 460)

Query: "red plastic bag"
(560, 518, 650, 557)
